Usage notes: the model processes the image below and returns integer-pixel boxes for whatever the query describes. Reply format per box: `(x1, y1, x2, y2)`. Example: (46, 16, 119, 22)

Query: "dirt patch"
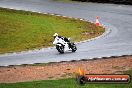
(0, 56, 132, 83)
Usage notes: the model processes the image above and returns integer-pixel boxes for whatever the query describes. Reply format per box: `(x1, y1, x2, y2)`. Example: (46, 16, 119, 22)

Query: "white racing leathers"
(53, 36, 77, 53)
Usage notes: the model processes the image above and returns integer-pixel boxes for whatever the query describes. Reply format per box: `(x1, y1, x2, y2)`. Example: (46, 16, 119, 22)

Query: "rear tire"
(71, 43, 77, 52)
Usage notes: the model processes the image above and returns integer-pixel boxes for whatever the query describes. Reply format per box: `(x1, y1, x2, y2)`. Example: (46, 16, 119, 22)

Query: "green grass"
(0, 70, 131, 88)
(0, 8, 104, 54)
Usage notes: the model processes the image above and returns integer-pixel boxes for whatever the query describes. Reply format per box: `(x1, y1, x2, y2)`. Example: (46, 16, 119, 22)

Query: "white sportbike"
(53, 37, 77, 53)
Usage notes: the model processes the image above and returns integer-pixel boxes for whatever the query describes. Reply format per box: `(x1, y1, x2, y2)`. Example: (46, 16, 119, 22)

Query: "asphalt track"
(0, 0, 132, 66)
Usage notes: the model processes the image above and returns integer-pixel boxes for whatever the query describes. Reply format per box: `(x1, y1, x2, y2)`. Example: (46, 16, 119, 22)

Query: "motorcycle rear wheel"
(71, 43, 77, 52)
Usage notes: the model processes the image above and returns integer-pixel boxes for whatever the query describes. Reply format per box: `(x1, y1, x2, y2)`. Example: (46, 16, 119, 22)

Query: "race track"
(0, 0, 132, 66)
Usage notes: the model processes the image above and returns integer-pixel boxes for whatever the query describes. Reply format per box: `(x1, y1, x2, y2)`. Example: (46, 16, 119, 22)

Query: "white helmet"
(53, 33, 58, 36)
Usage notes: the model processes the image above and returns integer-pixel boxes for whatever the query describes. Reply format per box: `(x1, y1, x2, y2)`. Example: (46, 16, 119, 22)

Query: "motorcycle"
(53, 37, 77, 53)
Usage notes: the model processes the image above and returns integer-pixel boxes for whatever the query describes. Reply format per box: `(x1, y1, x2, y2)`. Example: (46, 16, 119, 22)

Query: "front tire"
(56, 45, 64, 54)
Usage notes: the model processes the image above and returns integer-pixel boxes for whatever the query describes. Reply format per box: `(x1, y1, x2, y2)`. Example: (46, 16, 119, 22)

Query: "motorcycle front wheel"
(56, 45, 64, 54)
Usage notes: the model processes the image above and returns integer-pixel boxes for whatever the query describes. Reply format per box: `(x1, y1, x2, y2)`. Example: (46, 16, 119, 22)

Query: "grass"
(0, 8, 104, 54)
(0, 70, 131, 88)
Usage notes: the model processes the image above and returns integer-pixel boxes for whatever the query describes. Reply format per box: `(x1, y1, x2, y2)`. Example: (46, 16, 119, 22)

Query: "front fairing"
(53, 37, 65, 45)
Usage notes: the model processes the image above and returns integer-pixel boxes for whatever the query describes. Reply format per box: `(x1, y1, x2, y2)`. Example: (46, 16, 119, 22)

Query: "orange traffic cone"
(96, 16, 100, 26)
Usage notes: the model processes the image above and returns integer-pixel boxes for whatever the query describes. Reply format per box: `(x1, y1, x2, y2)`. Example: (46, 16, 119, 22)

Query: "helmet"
(53, 33, 58, 36)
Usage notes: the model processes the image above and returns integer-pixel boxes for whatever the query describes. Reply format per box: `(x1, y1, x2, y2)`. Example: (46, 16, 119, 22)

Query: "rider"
(53, 33, 71, 48)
